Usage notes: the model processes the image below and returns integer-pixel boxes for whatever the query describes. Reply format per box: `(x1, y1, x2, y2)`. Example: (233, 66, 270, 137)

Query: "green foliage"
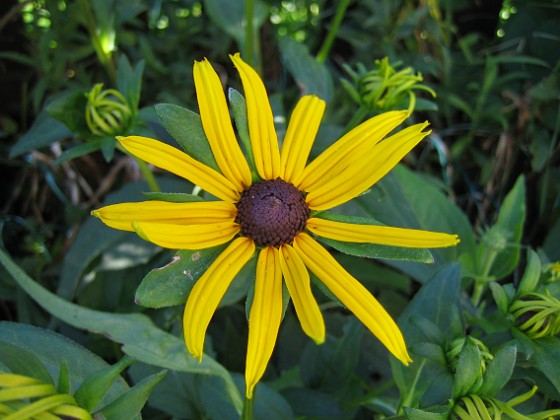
(2, 0, 560, 417)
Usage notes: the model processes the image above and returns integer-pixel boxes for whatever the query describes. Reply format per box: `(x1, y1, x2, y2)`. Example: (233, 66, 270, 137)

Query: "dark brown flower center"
(235, 178, 309, 247)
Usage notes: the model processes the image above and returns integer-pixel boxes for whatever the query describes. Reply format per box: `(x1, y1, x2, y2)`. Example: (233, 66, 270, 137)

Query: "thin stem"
(316, 0, 352, 63)
(343, 105, 368, 133)
(242, 395, 254, 420)
(245, 0, 255, 68)
(80, 0, 116, 83)
(134, 157, 160, 192)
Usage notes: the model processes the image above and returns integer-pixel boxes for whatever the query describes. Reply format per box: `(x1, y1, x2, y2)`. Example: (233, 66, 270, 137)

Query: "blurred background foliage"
(1, 0, 560, 418)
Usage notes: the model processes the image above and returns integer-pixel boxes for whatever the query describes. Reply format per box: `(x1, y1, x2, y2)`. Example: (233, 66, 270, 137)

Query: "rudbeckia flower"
(92, 53, 459, 399)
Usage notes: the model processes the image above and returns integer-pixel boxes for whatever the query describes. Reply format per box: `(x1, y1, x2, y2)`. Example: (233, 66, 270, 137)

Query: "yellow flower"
(92, 53, 459, 399)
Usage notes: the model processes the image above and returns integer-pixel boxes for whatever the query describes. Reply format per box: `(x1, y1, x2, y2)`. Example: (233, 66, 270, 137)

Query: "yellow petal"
(293, 233, 412, 365)
(134, 221, 240, 249)
(245, 247, 283, 399)
(299, 110, 409, 191)
(279, 244, 325, 344)
(280, 95, 326, 186)
(194, 59, 252, 190)
(307, 218, 460, 248)
(117, 136, 239, 202)
(306, 122, 430, 210)
(92, 200, 238, 231)
(183, 237, 255, 360)
(230, 53, 281, 180)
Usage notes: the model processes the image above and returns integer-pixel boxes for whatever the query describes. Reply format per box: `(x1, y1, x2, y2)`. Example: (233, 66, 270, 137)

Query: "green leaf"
(55, 139, 105, 164)
(0, 248, 243, 414)
(517, 249, 541, 295)
(315, 212, 434, 263)
(353, 168, 473, 282)
(57, 179, 183, 300)
(404, 407, 449, 420)
(0, 342, 53, 384)
(135, 246, 226, 308)
(391, 265, 462, 407)
(531, 337, 560, 395)
(392, 166, 476, 260)
(478, 345, 517, 397)
(203, 0, 268, 51)
(488, 282, 510, 314)
(9, 109, 72, 158)
(281, 387, 343, 418)
(489, 175, 526, 280)
(0, 322, 129, 404)
(75, 356, 135, 411)
(228, 88, 254, 172)
(300, 319, 363, 392)
(116, 55, 144, 112)
(140, 192, 203, 202)
(154, 103, 218, 170)
(46, 89, 90, 135)
(278, 36, 334, 102)
(453, 338, 482, 398)
(96, 370, 167, 420)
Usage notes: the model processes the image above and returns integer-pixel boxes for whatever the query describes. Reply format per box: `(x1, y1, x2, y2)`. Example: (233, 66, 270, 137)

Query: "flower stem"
(242, 395, 254, 420)
(316, 0, 351, 63)
(134, 157, 160, 192)
(79, 0, 116, 83)
(245, 0, 255, 68)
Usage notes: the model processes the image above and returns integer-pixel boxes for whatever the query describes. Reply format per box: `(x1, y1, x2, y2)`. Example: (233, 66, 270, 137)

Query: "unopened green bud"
(342, 57, 436, 114)
(0, 372, 92, 419)
(85, 83, 132, 136)
(510, 291, 560, 339)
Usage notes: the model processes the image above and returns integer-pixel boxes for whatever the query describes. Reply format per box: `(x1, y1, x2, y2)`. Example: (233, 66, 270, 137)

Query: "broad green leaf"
(393, 166, 476, 259)
(278, 36, 334, 102)
(135, 246, 226, 308)
(154, 103, 218, 170)
(488, 175, 526, 280)
(75, 356, 135, 411)
(281, 387, 343, 418)
(391, 265, 462, 407)
(0, 249, 243, 414)
(0, 322, 129, 405)
(531, 337, 560, 395)
(517, 249, 541, 295)
(0, 342, 53, 384)
(478, 345, 517, 397)
(57, 179, 184, 300)
(46, 89, 90, 135)
(453, 338, 482, 398)
(96, 370, 167, 420)
(300, 319, 363, 392)
(352, 168, 471, 282)
(9, 109, 72, 158)
(315, 212, 434, 263)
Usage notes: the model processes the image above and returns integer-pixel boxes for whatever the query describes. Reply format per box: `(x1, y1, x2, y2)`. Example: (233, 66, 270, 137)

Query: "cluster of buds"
(510, 291, 560, 339)
(0, 373, 91, 419)
(450, 386, 560, 420)
(341, 57, 436, 114)
(85, 83, 132, 136)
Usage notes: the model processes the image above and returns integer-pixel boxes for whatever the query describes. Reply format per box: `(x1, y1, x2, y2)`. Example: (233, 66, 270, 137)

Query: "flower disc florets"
(235, 178, 309, 247)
